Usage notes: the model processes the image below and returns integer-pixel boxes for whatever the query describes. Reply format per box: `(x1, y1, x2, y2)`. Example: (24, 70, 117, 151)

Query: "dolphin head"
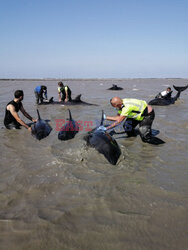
(31, 110, 52, 140)
(58, 109, 79, 141)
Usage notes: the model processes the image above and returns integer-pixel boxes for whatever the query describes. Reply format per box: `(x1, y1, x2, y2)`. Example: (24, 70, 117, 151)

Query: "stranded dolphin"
(39, 95, 97, 106)
(149, 84, 188, 106)
(107, 84, 123, 90)
(31, 109, 52, 140)
(84, 111, 121, 165)
(58, 109, 79, 140)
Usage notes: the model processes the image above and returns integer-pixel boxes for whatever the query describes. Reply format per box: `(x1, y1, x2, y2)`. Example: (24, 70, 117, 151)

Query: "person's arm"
(20, 105, 37, 122)
(58, 91, 61, 101)
(106, 115, 126, 130)
(44, 90, 48, 99)
(160, 90, 167, 99)
(106, 115, 120, 121)
(8, 105, 31, 131)
(65, 87, 68, 102)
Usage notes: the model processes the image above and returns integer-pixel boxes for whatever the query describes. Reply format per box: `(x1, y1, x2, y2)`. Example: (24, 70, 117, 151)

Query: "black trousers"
(123, 110, 155, 143)
(61, 89, 72, 101)
(34, 91, 43, 104)
(4, 121, 21, 129)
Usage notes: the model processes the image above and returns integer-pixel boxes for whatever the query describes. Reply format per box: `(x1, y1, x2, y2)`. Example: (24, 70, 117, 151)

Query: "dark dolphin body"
(39, 95, 96, 106)
(58, 109, 79, 140)
(107, 84, 123, 90)
(84, 111, 121, 165)
(31, 109, 52, 140)
(149, 85, 188, 106)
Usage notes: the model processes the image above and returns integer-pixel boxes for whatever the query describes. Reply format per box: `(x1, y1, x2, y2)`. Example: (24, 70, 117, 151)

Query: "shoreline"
(0, 77, 187, 81)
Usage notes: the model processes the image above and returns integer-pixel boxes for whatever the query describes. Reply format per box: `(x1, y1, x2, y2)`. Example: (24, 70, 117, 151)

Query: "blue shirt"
(34, 86, 41, 93)
(34, 86, 47, 99)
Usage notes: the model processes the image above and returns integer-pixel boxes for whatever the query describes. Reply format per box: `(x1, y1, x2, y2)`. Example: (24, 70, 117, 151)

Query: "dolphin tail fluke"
(68, 109, 72, 121)
(173, 85, 188, 100)
(100, 110, 104, 126)
(173, 85, 188, 92)
(37, 109, 41, 120)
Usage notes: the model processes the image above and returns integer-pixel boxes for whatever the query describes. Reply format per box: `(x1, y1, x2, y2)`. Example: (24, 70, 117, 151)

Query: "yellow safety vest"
(58, 86, 68, 93)
(118, 98, 147, 121)
(58, 87, 61, 93)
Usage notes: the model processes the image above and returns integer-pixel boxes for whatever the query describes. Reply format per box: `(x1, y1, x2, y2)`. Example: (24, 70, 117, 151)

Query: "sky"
(0, 0, 188, 78)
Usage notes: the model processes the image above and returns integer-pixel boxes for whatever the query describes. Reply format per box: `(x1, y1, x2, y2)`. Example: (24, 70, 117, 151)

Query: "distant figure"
(107, 84, 123, 90)
(58, 82, 72, 102)
(149, 85, 188, 106)
(155, 87, 172, 100)
(34, 85, 48, 104)
(4, 90, 36, 131)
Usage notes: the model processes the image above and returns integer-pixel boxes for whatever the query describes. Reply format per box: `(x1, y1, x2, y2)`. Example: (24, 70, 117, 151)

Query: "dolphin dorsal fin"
(74, 94, 81, 101)
(68, 109, 72, 121)
(37, 109, 41, 120)
(100, 110, 104, 125)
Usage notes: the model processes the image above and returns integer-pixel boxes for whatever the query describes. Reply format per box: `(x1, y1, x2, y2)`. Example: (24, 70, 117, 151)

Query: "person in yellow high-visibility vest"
(58, 82, 72, 102)
(99, 96, 164, 145)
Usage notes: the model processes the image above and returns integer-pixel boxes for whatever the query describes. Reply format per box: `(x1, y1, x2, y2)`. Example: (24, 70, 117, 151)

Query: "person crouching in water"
(58, 82, 72, 102)
(102, 97, 164, 145)
(34, 85, 48, 104)
(155, 87, 172, 100)
(4, 90, 36, 131)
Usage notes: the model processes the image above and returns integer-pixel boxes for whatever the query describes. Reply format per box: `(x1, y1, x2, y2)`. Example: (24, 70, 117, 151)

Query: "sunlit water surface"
(0, 79, 187, 250)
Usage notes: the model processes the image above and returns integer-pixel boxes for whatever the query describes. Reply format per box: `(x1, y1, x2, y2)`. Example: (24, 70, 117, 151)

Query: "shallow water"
(0, 79, 188, 250)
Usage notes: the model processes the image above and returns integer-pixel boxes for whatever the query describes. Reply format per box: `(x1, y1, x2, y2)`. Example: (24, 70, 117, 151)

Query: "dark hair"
(14, 90, 24, 98)
(41, 85, 47, 90)
(167, 87, 171, 91)
(58, 81, 64, 86)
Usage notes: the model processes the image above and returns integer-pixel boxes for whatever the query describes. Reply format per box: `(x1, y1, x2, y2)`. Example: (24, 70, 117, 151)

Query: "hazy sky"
(0, 0, 187, 78)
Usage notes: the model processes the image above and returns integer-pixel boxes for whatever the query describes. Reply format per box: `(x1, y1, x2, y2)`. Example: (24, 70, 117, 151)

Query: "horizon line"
(0, 77, 188, 81)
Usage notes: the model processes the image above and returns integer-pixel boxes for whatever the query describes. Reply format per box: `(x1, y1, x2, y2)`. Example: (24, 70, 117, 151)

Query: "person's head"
(41, 85, 47, 91)
(58, 81, 64, 87)
(14, 90, 24, 101)
(167, 87, 171, 92)
(110, 97, 123, 109)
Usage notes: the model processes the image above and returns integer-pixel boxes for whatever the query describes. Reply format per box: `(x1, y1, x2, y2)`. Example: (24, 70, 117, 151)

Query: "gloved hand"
(97, 126, 107, 132)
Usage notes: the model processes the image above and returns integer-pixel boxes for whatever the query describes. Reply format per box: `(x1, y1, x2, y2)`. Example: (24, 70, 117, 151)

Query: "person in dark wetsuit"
(4, 90, 37, 131)
(34, 85, 48, 104)
(149, 85, 188, 106)
(58, 82, 72, 102)
(155, 87, 172, 100)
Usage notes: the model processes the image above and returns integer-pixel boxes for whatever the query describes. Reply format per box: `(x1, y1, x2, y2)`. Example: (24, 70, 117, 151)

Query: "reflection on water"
(0, 79, 188, 249)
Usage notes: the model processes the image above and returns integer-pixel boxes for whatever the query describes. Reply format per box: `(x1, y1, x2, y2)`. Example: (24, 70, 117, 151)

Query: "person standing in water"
(4, 90, 36, 131)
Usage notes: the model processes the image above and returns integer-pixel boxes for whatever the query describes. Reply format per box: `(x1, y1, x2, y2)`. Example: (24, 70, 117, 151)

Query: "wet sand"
(0, 79, 188, 250)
